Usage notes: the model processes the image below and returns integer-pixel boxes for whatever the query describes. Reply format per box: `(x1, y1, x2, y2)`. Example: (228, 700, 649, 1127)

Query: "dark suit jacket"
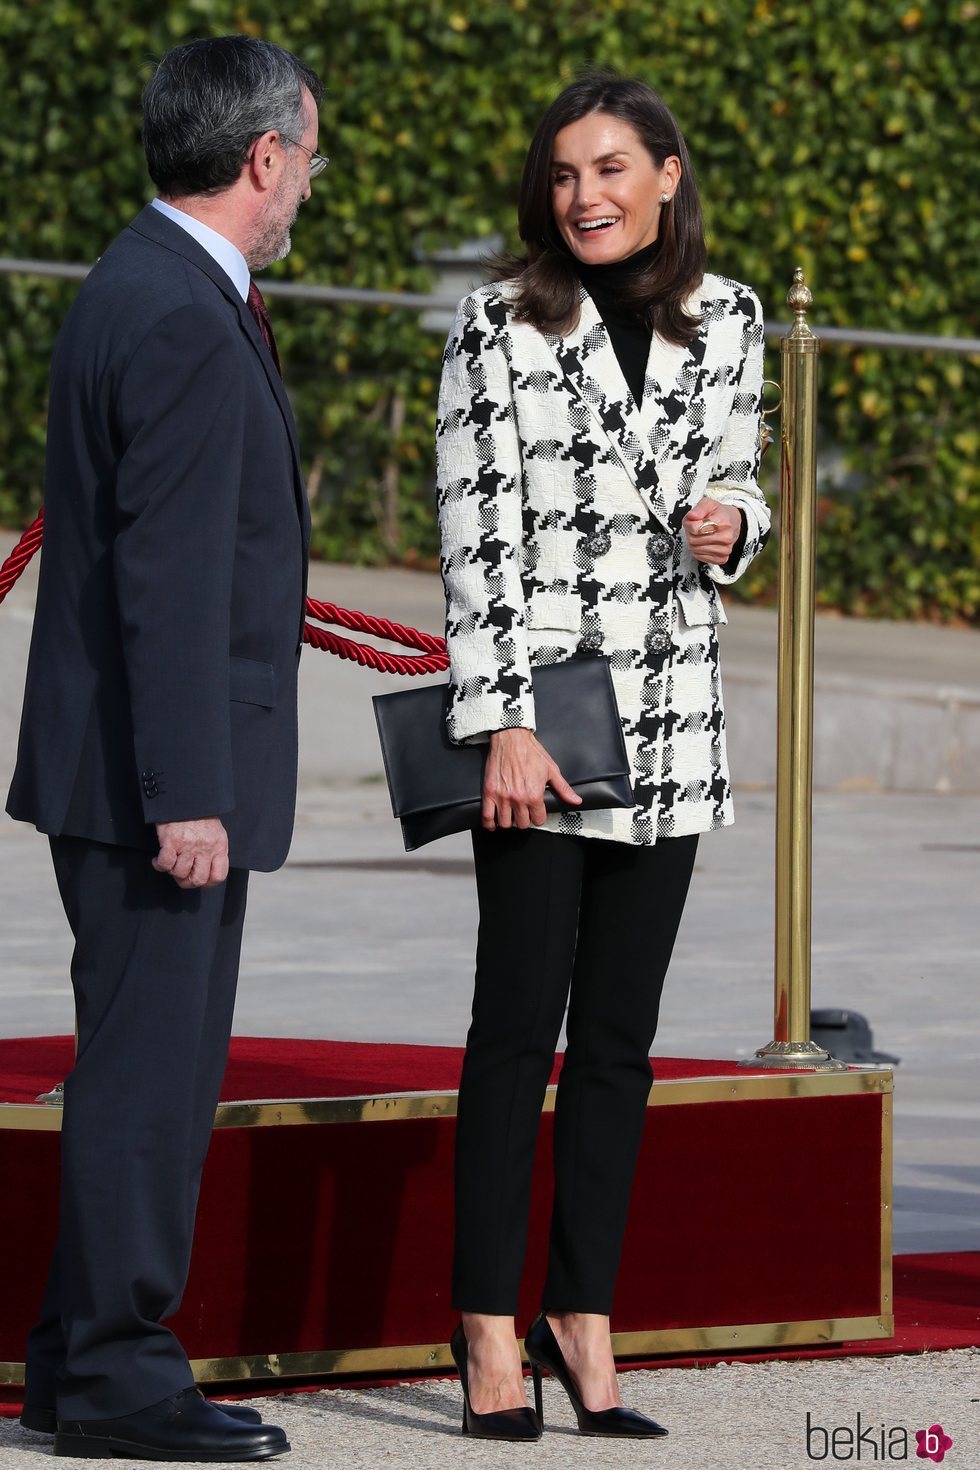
(7, 205, 311, 871)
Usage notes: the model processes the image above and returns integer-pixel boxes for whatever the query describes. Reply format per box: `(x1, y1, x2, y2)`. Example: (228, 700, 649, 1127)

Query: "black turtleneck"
(572, 236, 660, 403)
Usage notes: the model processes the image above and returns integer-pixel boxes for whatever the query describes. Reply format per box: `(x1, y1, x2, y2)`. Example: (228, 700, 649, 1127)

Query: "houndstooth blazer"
(435, 271, 770, 846)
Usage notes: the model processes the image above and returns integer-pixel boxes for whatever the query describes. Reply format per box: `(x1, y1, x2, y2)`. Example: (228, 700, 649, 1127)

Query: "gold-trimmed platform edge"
(192, 1315, 895, 1380)
(0, 1315, 895, 1388)
(0, 1067, 893, 1132)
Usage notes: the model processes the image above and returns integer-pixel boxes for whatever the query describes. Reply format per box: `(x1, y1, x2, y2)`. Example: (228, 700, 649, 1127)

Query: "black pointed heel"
(524, 1313, 668, 1439)
(531, 1362, 544, 1424)
(450, 1323, 542, 1442)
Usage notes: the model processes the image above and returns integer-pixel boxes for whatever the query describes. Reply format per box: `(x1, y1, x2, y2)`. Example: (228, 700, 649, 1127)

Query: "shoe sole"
(577, 1428, 669, 1438)
(461, 1429, 542, 1442)
(54, 1434, 291, 1461)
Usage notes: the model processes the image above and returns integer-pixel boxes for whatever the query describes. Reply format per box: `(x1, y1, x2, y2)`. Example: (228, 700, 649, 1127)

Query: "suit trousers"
(24, 836, 249, 1421)
(453, 826, 698, 1316)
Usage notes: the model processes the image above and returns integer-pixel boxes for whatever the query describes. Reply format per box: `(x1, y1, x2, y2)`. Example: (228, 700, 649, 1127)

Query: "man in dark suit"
(7, 36, 326, 1461)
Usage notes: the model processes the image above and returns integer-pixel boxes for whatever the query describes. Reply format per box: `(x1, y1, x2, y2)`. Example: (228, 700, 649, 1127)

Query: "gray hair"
(142, 36, 324, 197)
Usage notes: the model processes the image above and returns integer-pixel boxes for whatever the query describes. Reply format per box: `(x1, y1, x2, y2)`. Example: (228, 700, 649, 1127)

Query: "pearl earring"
(660, 193, 670, 203)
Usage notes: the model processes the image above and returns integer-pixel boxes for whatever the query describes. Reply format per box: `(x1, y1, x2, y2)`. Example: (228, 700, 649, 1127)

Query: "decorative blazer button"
(577, 632, 603, 653)
(645, 630, 670, 654)
(585, 530, 612, 558)
(649, 532, 673, 563)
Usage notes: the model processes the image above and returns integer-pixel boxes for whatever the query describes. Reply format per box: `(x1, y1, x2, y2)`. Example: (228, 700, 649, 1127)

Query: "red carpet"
(627, 1249, 980, 1367)
(0, 1035, 783, 1106)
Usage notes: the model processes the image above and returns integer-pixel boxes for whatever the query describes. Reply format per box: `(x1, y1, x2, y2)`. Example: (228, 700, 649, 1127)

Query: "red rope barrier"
(303, 621, 449, 674)
(0, 510, 45, 603)
(0, 511, 450, 676)
(305, 597, 447, 656)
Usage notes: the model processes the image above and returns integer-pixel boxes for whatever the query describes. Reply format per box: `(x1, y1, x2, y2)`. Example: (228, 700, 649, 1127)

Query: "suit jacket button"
(645, 630, 670, 653)
(585, 530, 612, 558)
(576, 632, 603, 653)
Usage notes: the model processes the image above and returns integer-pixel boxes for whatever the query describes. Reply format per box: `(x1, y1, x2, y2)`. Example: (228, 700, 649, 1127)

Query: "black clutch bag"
(373, 655, 634, 852)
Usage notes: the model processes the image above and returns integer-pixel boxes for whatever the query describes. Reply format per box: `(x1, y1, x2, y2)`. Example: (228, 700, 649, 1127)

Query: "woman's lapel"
(542, 288, 643, 474)
(542, 283, 715, 530)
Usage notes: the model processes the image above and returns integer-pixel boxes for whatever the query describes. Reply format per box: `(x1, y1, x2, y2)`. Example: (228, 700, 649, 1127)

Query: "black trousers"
(24, 836, 249, 1421)
(453, 826, 698, 1316)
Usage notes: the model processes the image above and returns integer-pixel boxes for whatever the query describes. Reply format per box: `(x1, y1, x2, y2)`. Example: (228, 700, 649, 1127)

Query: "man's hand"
(153, 818, 229, 890)
(483, 728, 582, 832)
(682, 497, 743, 566)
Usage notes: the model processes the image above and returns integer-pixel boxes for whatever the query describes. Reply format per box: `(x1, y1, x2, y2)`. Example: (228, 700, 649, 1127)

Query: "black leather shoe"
(54, 1386, 289, 1460)
(450, 1324, 541, 1441)
(22, 1391, 262, 1436)
(207, 1399, 263, 1424)
(525, 1312, 668, 1438)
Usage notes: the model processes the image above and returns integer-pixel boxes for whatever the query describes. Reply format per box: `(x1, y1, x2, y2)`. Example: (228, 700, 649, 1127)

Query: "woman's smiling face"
(550, 111, 681, 264)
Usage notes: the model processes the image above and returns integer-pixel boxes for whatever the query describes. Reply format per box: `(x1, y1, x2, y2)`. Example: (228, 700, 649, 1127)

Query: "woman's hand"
(483, 728, 582, 831)
(682, 497, 743, 566)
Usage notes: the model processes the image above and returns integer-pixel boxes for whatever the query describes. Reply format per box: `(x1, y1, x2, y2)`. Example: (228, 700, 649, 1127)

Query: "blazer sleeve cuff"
(446, 691, 537, 746)
(703, 488, 771, 586)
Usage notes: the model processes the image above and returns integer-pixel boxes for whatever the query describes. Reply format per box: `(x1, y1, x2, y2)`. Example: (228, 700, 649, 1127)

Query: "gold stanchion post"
(746, 269, 845, 1071)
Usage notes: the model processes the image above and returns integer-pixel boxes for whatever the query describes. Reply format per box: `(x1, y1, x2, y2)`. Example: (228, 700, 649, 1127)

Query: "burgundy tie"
(247, 281, 282, 377)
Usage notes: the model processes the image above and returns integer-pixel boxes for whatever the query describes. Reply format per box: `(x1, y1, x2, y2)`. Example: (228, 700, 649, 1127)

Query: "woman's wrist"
(489, 727, 534, 747)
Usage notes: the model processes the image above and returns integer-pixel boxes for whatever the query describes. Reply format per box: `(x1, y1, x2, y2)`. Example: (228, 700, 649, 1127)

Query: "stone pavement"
(0, 538, 978, 1468)
(1, 1349, 977, 1469)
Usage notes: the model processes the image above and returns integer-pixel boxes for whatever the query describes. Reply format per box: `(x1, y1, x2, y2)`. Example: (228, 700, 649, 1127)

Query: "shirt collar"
(150, 198, 251, 303)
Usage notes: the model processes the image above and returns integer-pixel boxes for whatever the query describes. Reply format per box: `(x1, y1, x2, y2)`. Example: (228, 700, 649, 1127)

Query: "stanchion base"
(742, 1041, 849, 1072)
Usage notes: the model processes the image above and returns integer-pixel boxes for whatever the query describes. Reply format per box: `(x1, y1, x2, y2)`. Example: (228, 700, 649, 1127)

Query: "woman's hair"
(142, 36, 324, 198)
(492, 71, 707, 346)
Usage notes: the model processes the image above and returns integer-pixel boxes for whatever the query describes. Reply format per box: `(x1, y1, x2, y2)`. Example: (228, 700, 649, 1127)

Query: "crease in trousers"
(453, 825, 698, 1316)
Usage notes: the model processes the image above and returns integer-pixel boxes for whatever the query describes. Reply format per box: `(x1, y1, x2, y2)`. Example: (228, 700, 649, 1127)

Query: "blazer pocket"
(229, 656, 277, 708)
(675, 583, 728, 629)
(526, 588, 582, 632)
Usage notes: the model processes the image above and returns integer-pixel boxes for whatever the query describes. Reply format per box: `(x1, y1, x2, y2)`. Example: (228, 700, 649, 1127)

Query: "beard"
(246, 176, 302, 270)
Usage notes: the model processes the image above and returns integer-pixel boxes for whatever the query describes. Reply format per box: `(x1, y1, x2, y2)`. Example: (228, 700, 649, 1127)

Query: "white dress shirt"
(150, 198, 250, 303)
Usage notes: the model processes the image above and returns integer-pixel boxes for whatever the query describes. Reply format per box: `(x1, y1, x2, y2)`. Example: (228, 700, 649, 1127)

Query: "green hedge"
(1, 0, 978, 620)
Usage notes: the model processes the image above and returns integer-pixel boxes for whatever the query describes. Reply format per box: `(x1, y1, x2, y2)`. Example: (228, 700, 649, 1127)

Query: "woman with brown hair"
(436, 70, 770, 1440)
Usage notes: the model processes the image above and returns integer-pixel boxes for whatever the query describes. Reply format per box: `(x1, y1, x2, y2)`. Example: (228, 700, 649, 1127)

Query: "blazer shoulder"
(449, 277, 517, 330)
(699, 271, 763, 323)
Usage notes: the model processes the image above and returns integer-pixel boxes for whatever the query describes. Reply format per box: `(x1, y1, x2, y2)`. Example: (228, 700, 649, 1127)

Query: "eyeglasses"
(278, 133, 330, 178)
